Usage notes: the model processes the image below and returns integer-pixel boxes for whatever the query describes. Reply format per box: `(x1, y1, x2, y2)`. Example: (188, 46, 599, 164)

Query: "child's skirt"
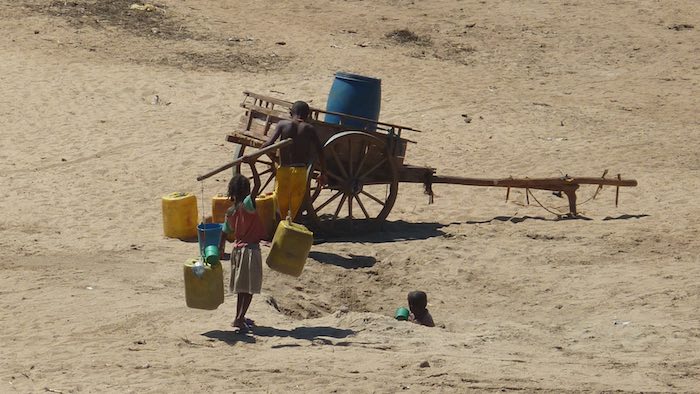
(230, 244, 263, 294)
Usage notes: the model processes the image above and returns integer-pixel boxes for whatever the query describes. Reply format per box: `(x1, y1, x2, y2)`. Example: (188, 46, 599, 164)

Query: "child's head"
(228, 174, 251, 204)
(408, 290, 428, 314)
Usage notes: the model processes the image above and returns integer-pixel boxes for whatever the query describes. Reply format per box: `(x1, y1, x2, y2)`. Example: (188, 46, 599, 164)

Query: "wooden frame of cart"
(197, 91, 637, 232)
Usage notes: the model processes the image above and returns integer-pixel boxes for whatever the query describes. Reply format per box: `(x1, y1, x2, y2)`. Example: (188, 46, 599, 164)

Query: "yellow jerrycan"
(213, 193, 276, 242)
(211, 194, 233, 224)
(183, 258, 224, 310)
(255, 192, 277, 241)
(266, 219, 313, 277)
(162, 192, 198, 239)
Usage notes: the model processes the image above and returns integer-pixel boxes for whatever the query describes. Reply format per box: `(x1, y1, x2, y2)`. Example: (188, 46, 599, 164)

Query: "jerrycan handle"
(285, 188, 292, 223)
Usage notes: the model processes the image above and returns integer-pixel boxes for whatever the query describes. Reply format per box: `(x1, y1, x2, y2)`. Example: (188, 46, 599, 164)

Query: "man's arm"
(260, 122, 284, 149)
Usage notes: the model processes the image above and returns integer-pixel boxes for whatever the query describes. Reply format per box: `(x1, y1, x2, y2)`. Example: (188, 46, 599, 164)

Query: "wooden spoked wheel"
(303, 131, 399, 232)
(231, 143, 277, 195)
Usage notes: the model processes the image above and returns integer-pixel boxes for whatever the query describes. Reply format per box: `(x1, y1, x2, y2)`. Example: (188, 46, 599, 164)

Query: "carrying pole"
(196, 139, 292, 182)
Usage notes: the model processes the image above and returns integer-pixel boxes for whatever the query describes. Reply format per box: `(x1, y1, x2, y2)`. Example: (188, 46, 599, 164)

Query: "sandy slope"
(1, 0, 699, 392)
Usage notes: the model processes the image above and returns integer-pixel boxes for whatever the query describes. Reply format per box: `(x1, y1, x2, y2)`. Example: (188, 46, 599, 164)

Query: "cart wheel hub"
(345, 178, 363, 195)
(350, 179, 363, 196)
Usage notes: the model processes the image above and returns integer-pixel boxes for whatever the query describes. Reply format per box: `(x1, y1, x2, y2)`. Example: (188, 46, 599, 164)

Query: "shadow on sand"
(466, 214, 594, 224)
(201, 330, 257, 345)
(314, 220, 448, 244)
(602, 214, 649, 221)
(253, 326, 354, 342)
(202, 326, 355, 346)
(466, 212, 648, 224)
(308, 251, 376, 269)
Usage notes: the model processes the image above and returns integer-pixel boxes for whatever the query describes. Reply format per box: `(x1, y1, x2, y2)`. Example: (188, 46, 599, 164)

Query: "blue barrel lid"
(334, 71, 381, 84)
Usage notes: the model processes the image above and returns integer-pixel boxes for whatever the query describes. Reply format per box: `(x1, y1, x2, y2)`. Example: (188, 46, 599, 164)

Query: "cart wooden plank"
(242, 91, 423, 133)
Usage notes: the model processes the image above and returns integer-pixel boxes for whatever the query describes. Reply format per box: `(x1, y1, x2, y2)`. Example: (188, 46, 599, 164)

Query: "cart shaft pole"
(428, 174, 637, 216)
(430, 175, 637, 189)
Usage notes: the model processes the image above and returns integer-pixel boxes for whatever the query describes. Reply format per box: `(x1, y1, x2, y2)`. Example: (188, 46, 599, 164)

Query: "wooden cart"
(199, 91, 637, 232)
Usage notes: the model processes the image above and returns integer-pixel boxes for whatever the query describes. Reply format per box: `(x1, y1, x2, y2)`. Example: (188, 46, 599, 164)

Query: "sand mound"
(1, 0, 699, 392)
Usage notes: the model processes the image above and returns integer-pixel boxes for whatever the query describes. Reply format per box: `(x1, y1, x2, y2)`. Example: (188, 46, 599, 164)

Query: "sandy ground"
(1, 0, 699, 392)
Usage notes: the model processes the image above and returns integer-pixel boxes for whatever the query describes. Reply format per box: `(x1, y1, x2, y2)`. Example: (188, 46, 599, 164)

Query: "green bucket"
(204, 245, 220, 265)
(395, 307, 410, 321)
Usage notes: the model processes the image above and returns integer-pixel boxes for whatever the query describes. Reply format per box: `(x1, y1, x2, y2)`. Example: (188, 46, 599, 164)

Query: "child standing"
(222, 164, 267, 333)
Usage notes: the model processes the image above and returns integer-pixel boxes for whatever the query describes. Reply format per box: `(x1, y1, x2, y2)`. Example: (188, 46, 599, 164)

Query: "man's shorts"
(274, 166, 308, 220)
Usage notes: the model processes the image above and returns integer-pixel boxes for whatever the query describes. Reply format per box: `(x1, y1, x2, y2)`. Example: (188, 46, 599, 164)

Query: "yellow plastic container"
(183, 258, 224, 310)
(212, 194, 233, 224)
(255, 192, 277, 241)
(266, 219, 313, 277)
(162, 192, 198, 239)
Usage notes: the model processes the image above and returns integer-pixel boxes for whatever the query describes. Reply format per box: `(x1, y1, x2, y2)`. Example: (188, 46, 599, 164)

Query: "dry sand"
(1, 0, 699, 392)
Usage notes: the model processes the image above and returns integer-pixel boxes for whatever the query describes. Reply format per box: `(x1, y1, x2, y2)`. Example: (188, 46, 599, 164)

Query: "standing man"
(261, 101, 326, 221)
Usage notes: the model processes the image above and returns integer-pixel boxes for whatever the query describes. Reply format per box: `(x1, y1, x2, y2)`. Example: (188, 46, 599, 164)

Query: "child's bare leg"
(232, 293, 245, 328)
(233, 293, 253, 329)
(238, 293, 253, 324)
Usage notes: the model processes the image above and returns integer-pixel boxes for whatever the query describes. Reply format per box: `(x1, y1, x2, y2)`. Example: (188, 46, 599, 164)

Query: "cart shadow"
(466, 212, 648, 224)
(315, 220, 448, 243)
(308, 251, 376, 268)
(602, 214, 649, 221)
(466, 215, 594, 224)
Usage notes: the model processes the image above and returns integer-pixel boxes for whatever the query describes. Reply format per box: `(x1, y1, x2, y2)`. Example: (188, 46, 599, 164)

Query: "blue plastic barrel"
(325, 72, 381, 131)
(197, 223, 223, 257)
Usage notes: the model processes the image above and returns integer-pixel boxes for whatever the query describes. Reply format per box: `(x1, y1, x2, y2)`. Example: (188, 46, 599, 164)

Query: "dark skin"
(409, 297, 435, 327)
(261, 111, 327, 183)
(226, 162, 260, 332)
(408, 307, 435, 327)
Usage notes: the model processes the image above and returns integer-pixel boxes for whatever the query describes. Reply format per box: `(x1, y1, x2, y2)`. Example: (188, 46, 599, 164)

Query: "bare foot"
(231, 318, 250, 333)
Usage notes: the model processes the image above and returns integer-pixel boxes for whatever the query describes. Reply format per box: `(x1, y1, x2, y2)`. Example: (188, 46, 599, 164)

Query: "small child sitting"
(408, 290, 435, 327)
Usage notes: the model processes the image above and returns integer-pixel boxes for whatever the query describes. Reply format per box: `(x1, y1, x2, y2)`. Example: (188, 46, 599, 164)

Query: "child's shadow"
(201, 330, 256, 345)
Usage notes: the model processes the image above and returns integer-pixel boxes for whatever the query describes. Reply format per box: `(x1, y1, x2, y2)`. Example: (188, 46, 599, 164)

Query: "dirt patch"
(431, 41, 477, 65)
(407, 40, 476, 65)
(668, 23, 694, 31)
(157, 50, 290, 73)
(36, 0, 192, 40)
(385, 29, 432, 45)
(267, 268, 377, 321)
(385, 29, 476, 65)
(275, 301, 329, 320)
(24, 1, 291, 73)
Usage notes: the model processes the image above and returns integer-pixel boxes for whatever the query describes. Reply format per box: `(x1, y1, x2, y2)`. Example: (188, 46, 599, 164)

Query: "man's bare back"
(259, 100, 327, 219)
(274, 119, 322, 166)
(261, 101, 325, 170)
